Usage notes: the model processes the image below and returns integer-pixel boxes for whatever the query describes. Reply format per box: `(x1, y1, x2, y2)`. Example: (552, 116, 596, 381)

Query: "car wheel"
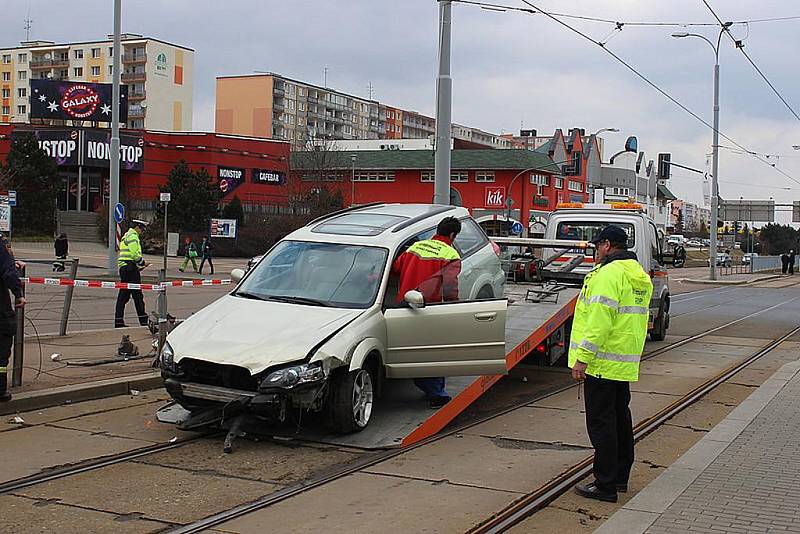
(650, 307, 668, 341)
(476, 285, 494, 299)
(329, 368, 374, 433)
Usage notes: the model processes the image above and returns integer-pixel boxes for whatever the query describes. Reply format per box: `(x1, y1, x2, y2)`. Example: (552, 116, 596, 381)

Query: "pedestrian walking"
(198, 236, 214, 275)
(53, 233, 68, 272)
(0, 236, 25, 402)
(392, 216, 462, 408)
(790, 250, 796, 275)
(179, 236, 198, 273)
(114, 220, 150, 328)
(781, 252, 789, 274)
(570, 225, 653, 503)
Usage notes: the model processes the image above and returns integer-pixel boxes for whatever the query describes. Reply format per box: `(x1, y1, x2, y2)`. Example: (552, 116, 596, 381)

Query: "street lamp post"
(433, 0, 453, 205)
(673, 26, 729, 281)
(107, 0, 122, 276)
(350, 154, 357, 207)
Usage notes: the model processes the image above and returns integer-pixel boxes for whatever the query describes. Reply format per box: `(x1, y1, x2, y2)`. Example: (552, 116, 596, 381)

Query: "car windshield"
(555, 221, 635, 248)
(236, 240, 388, 309)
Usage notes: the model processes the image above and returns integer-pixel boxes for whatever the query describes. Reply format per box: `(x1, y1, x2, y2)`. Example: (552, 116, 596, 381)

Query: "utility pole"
(107, 0, 122, 276)
(433, 0, 453, 205)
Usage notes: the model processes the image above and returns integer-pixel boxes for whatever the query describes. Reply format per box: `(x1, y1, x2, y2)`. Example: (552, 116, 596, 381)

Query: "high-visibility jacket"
(118, 228, 143, 267)
(568, 251, 653, 382)
(392, 235, 461, 304)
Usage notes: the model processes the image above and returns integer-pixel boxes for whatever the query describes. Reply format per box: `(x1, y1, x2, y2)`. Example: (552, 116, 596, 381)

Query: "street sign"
(113, 203, 125, 224)
(0, 196, 10, 233)
(511, 222, 524, 235)
(210, 218, 237, 239)
(160, 192, 172, 202)
(794, 201, 800, 223)
(720, 199, 774, 222)
(8, 190, 17, 207)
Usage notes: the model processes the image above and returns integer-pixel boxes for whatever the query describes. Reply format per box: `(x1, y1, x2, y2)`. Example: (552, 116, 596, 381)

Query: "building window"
(451, 171, 468, 182)
(354, 171, 395, 182)
(74, 49, 84, 59)
(91, 48, 101, 58)
(17, 88, 26, 98)
(108, 65, 113, 75)
(91, 66, 100, 76)
(530, 173, 549, 186)
(108, 47, 114, 57)
(17, 105, 26, 115)
(298, 102, 305, 112)
(298, 87, 305, 97)
(73, 67, 83, 77)
(1, 55, 10, 64)
(554, 177, 564, 189)
(475, 171, 495, 183)
(1, 89, 9, 98)
(1, 72, 9, 82)
(297, 116, 305, 126)
(609, 187, 631, 197)
(568, 180, 583, 192)
(17, 53, 27, 64)
(2, 106, 9, 115)
(59, 69, 68, 79)
(287, 100, 295, 110)
(420, 171, 434, 183)
(17, 71, 27, 81)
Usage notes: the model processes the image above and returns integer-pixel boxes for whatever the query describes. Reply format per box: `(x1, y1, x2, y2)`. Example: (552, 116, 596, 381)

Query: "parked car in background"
(686, 239, 703, 248)
(742, 252, 759, 265)
(667, 234, 686, 247)
(707, 252, 733, 267)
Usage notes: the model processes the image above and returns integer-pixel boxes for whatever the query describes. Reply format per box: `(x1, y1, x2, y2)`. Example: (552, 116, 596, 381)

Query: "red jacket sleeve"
(442, 259, 461, 301)
(392, 252, 406, 275)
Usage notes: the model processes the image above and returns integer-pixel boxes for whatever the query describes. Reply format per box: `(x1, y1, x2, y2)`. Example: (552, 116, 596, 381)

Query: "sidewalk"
(671, 265, 784, 285)
(597, 358, 800, 534)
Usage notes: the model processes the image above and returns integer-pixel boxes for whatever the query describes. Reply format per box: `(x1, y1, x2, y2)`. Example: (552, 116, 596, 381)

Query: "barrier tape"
(20, 277, 232, 291)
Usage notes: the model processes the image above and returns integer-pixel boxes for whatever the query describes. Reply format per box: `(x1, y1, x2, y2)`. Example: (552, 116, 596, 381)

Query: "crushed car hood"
(168, 295, 362, 375)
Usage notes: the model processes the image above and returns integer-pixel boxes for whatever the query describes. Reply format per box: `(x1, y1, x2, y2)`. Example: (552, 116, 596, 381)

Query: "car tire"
(476, 285, 494, 299)
(650, 306, 668, 341)
(328, 367, 374, 433)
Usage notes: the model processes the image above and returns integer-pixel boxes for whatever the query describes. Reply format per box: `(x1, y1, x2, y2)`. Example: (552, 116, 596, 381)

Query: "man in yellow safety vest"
(570, 225, 653, 503)
(115, 219, 150, 328)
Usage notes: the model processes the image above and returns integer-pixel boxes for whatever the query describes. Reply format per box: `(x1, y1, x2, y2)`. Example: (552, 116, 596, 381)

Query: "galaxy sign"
(30, 80, 128, 123)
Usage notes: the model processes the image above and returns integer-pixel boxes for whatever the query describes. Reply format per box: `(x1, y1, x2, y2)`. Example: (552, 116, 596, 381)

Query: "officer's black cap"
(590, 225, 629, 248)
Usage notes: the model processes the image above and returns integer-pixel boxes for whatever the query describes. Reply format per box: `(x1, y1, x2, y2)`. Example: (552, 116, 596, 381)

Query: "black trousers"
(0, 311, 16, 394)
(115, 263, 147, 327)
(199, 254, 214, 274)
(584, 375, 634, 492)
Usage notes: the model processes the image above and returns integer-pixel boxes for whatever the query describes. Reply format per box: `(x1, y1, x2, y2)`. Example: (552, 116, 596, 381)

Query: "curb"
(675, 273, 784, 286)
(595, 359, 800, 534)
(1, 371, 162, 416)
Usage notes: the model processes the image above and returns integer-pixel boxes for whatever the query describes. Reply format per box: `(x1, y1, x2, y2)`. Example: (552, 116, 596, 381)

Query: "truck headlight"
(161, 342, 176, 372)
(261, 362, 326, 389)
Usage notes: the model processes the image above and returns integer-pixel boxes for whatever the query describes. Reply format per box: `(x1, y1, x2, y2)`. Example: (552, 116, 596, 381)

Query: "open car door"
(383, 298, 508, 378)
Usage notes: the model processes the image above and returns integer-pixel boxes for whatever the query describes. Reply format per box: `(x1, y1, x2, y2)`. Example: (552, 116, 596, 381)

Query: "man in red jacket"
(392, 216, 462, 407)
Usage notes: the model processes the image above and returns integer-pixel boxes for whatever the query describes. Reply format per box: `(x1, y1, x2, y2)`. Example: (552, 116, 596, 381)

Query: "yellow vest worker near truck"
(569, 225, 653, 503)
(115, 219, 150, 328)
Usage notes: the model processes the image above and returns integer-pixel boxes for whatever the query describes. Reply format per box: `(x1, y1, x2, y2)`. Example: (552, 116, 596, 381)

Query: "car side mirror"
(404, 290, 425, 309)
(231, 268, 245, 282)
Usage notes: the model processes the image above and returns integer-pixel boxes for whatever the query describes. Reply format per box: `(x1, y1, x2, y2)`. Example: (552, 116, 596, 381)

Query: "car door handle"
(474, 312, 497, 322)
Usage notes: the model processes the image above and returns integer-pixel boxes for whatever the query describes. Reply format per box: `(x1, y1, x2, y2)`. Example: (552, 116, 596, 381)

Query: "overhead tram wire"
(702, 0, 800, 122)
(478, 0, 800, 190)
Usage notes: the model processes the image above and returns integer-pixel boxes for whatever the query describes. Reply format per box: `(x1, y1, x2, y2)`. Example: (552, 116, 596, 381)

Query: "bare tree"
(288, 136, 347, 217)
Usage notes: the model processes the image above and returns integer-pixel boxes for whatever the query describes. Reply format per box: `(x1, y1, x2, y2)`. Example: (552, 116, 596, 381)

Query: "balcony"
(30, 57, 69, 69)
(122, 53, 147, 64)
(121, 71, 146, 83)
(273, 85, 285, 96)
(128, 90, 146, 101)
(128, 105, 146, 119)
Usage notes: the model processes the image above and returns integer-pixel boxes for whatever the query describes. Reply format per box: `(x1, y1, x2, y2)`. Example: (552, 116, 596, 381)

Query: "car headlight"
(161, 341, 176, 372)
(261, 362, 326, 390)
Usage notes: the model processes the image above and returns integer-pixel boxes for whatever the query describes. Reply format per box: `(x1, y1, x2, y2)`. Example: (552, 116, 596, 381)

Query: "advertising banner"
(210, 218, 237, 239)
(218, 166, 245, 195)
(12, 129, 80, 166)
(30, 79, 129, 123)
(83, 130, 145, 171)
(252, 168, 286, 185)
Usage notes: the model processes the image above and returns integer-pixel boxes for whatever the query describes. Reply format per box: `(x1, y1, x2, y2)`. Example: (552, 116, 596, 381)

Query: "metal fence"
(751, 255, 799, 273)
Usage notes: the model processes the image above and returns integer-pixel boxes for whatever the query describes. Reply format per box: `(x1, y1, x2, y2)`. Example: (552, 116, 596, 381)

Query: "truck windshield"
(556, 222, 635, 248)
(236, 240, 388, 309)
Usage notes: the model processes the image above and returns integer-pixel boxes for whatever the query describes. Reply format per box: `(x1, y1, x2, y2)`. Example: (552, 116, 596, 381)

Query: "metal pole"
(107, 0, 122, 276)
(11, 265, 24, 387)
(433, 0, 452, 205)
(59, 257, 79, 336)
(77, 165, 83, 212)
(350, 155, 356, 207)
(709, 61, 720, 281)
(162, 201, 168, 273)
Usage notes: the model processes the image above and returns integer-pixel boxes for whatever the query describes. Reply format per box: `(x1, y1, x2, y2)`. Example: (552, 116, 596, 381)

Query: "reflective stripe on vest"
(408, 239, 460, 261)
(0, 366, 6, 373)
(569, 342, 641, 364)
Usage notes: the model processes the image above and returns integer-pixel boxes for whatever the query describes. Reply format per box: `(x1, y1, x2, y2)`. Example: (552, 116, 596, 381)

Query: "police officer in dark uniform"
(0, 237, 25, 402)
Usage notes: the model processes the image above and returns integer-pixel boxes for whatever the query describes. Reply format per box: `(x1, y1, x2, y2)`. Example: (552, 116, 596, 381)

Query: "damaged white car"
(159, 203, 507, 433)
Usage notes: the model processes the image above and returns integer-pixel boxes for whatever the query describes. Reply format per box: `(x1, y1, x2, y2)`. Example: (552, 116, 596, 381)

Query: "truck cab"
(542, 203, 671, 341)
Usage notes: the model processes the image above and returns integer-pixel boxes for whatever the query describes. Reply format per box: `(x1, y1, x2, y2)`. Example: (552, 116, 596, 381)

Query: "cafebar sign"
(252, 168, 285, 185)
(11, 128, 144, 171)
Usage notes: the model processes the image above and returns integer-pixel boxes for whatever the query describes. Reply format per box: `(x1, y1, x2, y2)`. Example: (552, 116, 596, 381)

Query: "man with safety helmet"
(115, 219, 150, 328)
(569, 225, 653, 503)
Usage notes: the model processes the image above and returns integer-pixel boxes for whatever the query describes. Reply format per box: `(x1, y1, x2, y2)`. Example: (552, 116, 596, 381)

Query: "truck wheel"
(328, 368, 374, 433)
(650, 307, 668, 341)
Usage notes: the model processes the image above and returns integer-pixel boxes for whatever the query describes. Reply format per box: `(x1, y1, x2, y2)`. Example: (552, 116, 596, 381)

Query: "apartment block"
(0, 34, 193, 130)
(216, 72, 508, 149)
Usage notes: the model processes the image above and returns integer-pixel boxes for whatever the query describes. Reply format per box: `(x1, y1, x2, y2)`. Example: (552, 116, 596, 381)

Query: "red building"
(0, 124, 291, 216)
(292, 148, 589, 235)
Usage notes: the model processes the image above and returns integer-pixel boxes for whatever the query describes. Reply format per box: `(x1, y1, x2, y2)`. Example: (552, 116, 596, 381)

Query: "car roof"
(285, 203, 472, 247)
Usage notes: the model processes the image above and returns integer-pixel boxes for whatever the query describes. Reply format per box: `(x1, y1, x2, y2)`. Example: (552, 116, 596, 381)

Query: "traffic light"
(717, 220, 723, 228)
(658, 153, 671, 180)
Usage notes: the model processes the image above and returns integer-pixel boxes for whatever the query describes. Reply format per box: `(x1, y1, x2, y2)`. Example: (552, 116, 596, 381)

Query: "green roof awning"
(657, 184, 677, 201)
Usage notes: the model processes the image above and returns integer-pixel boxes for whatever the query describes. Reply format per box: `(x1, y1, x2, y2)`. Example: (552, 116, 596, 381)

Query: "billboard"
(12, 128, 144, 170)
(17, 129, 80, 166)
(720, 199, 775, 222)
(30, 80, 128, 123)
(218, 166, 245, 195)
(210, 218, 237, 238)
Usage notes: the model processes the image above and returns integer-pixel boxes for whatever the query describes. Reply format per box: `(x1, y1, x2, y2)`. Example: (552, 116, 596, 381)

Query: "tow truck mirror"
(404, 290, 425, 309)
(231, 268, 245, 282)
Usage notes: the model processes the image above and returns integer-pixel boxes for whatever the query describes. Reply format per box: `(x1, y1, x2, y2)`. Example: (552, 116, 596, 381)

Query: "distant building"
(0, 34, 194, 130)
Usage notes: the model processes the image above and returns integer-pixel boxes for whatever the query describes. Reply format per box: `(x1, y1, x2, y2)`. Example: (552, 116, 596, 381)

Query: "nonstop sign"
(12, 128, 144, 170)
(30, 80, 128, 123)
(252, 168, 285, 185)
(218, 166, 245, 194)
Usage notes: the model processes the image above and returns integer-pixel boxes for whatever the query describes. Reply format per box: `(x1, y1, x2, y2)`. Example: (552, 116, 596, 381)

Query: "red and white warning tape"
(20, 277, 232, 291)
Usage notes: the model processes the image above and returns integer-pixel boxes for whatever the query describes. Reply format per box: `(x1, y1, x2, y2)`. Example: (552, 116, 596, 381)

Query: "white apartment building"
(0, 34, 193, 130)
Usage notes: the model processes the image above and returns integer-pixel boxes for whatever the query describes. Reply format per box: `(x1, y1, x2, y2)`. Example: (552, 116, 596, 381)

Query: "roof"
(658, 183, 678, 200)
(291, 149, 560, 173)
(1, 36, 194, 52)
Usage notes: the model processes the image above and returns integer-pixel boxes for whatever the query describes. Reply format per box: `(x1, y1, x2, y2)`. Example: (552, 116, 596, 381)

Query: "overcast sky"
(6, 0, 800, 222)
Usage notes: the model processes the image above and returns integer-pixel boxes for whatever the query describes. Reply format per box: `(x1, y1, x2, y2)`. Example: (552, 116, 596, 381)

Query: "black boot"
(575, 481, 617, 503)
(0, 373, 11, 402)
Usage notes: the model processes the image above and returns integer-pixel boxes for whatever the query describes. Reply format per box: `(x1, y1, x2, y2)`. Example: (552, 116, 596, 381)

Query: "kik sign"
(485, 186, 506, 208)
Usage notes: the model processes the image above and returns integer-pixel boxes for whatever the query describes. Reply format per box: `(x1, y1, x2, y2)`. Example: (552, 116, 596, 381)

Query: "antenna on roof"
(24, 5, 33, 41)
(323, 67, 328, 88)
(367, 81, 374, 100)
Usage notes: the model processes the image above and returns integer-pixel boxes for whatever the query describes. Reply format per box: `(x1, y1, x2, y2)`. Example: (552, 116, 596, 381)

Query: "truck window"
(649, 222, 661, 266)
(555, 222, 635, 248)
